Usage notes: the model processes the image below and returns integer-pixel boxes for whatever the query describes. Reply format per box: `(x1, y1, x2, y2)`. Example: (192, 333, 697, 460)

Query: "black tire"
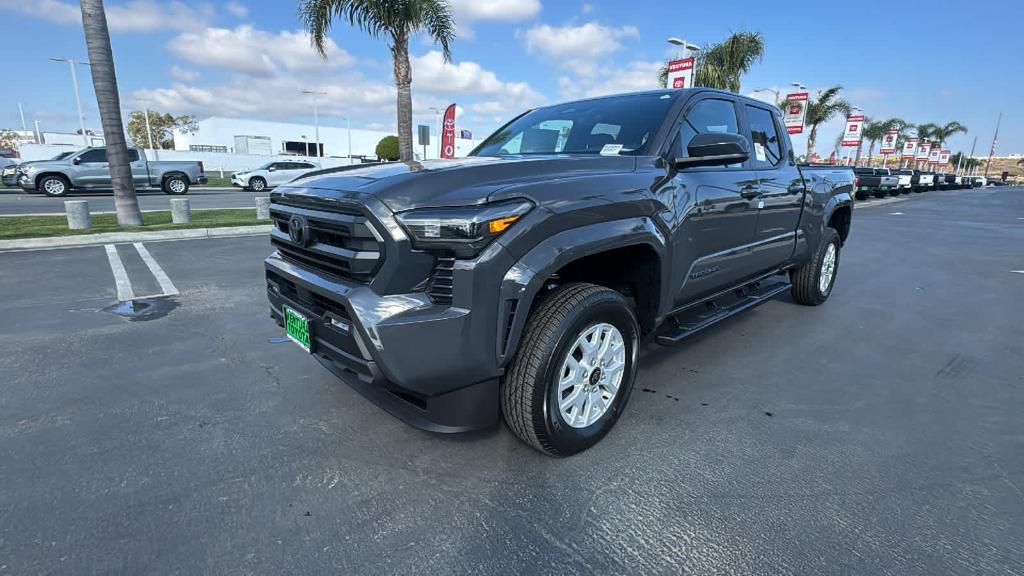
(39, 174, 70, 197)
(873, 191, 888, 199)
(249, 177, 267, 192)
(501, 283, 639, 457)
(854, 191, 868, 201)
(162, 174, 190, 195)
(790, 227, 841, 306)
(889, 189, 902, 197)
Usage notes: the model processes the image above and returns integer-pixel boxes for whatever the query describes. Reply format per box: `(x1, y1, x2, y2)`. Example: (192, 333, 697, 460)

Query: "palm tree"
(300, 0, 455, 163)
(658, 30, 765, 92)
(859, 118, 883, 167)
(80, 0, 141, 226)
(804, 86, 851, 163)
(930, 121, 968, 149)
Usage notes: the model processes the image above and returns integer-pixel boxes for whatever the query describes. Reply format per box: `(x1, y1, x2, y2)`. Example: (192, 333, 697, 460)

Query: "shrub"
(375, 135, 400, 161)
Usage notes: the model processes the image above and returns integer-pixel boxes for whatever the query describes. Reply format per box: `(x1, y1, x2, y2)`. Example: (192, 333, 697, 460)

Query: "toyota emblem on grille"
(288, 215, 308, 246)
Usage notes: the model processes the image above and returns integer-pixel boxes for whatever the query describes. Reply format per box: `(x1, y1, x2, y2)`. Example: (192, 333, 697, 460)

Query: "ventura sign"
(782, 92, 808, 134)
(666, 57, 695, 89)
(842, 115, 865, 147)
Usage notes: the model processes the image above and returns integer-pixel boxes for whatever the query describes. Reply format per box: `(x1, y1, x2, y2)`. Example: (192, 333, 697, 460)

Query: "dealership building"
(172, 117, 483, 160)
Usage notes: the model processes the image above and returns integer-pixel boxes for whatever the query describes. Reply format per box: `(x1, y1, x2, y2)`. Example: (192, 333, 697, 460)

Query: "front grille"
(267, 271, 351, 320)
(269, 200, 383, 283)
(427, 254, 455, 304)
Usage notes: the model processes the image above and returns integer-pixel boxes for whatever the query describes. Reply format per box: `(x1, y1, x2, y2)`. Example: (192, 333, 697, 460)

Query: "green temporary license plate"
(284, 307, 312, 352)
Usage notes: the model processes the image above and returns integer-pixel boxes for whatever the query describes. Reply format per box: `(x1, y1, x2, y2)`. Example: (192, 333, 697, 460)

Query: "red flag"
(441, 104, 456, 159)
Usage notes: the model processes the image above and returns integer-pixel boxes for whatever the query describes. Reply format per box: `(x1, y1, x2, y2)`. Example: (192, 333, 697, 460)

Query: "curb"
(0, 225, 272, 251)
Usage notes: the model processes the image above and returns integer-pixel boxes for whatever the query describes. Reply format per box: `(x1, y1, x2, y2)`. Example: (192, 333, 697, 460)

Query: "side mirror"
(72, 158, 81, 165)
(675, 132, 750, 169)
(268, 166, 277, 172)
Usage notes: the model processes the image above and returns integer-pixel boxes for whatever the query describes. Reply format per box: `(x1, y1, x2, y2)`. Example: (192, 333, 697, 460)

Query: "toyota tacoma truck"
(18, 147, 207, 196)
(265, 89, 854, 456)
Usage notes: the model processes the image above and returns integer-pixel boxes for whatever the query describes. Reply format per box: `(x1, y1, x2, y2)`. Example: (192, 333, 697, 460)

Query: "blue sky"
(0, 0, 1018, 156)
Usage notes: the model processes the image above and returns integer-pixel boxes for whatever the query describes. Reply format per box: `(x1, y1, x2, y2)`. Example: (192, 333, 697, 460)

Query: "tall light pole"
(50, 57, 90, 147)
(17, 102, 28, 133)
(791, 81, 807, 92)
(667, 37, 700, 57)
(301, 89, 326, 166)
(754, 87, 781, 105)
(345, 117, 352, 161)
(137, 97, 158, 160)
(34, 120, 42, 145)
(301, 134, 309, 157)
(429, 106, 443, 159)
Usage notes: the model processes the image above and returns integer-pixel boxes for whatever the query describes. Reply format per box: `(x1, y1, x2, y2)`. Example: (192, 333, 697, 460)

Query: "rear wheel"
(162, 175, 189, 195)
(249, 177, 267, 192)
(501, 283, 639, 457)
(790, 227, 841, 306)
(854, 191, 868, 201)
(39, 174, 70, 197)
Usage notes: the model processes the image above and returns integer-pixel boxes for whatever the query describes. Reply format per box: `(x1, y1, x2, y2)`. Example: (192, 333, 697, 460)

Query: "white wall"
(172, 117, 484, 160)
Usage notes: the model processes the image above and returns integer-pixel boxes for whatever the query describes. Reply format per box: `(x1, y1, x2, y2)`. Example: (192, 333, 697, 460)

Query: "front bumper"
(265, 252, 500, 433)
(18, 173, 36, 191)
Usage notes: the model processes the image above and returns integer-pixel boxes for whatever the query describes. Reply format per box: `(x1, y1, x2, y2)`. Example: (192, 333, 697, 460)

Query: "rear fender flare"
(495, 217, 667, 366)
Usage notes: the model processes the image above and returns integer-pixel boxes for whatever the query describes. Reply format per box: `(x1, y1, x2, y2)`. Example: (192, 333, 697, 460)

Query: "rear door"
(664, 94, 763, 306)
(267, 162, 292, 186)
(127, 149, 149, 188)
(744, 103, 805, 272)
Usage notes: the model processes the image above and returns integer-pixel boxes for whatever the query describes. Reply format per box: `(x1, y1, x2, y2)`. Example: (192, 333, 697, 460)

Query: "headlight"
(395, 199, 533, 258)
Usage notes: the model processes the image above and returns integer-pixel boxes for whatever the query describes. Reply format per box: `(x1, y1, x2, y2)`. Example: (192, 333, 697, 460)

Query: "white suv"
(232, 161, 318, 191)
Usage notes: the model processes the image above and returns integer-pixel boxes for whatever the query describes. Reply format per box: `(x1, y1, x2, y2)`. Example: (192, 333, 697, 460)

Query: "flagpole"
(983, 112, 1001, 178)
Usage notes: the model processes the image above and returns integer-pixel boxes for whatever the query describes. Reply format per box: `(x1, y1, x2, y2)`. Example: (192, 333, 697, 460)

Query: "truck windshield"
(472, 92, 678, 157)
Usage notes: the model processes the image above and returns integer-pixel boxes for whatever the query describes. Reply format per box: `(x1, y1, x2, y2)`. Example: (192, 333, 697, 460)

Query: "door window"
(126, 149, 140, 162)
(78, 149, 107, 163)
(671, 98, 743, 168)
(744, 105, 783, 168)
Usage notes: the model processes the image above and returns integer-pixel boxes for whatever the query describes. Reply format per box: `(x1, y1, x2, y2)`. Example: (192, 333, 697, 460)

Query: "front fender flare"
(495, 217, 667, 366)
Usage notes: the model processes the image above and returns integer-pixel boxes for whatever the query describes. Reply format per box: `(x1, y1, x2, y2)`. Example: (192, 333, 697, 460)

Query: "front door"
(744, 103, 805, 272)
(664, 96, 763, 307)
(74, 148, 110, 188)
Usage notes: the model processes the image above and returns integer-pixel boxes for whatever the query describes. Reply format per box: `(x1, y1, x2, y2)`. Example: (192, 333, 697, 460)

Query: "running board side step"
(655, 279, 791, 346)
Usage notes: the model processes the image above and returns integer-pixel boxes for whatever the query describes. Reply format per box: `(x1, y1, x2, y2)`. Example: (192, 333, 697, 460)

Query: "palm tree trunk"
(80, 0, 141, 227)
(866, 141, 876, 168)
(391, 30, 414, 163)
(854, 142, 863, 167)
(806, 124, 818, 162)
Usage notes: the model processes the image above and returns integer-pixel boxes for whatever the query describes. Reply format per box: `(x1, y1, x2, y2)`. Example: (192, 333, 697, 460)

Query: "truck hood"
(20, 160, 72, 171)
(284, 155, 637, 212)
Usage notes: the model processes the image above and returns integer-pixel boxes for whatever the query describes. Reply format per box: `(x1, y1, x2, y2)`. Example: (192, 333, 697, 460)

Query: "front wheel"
(249, 177, 267, 192)
(39, 175, 70, 197)
(501, 283, 639, 457)
(790, 227, 841, 306)
(162, 175, 189, 195)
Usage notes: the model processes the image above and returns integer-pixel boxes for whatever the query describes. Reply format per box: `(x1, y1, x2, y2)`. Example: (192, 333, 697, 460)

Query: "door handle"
(787, 184, 805, 194)
(740, 187, 761, 199)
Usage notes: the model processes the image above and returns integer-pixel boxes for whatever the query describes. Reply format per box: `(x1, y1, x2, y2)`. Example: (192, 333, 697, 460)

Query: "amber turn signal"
(487, 215, 520, 234)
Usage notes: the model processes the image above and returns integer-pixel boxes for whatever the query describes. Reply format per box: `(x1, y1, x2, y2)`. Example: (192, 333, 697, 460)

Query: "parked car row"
(852, 167, 992, 199)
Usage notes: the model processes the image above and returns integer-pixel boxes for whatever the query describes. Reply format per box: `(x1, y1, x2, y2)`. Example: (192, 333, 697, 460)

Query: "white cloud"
(520, 22, 638, 76)
(225, 1, 247, 18)
(167, 26, 355, 76)
(0, 0, 214, 31)
(169, 65, 200, 81)
(449, 0, 541, 22)
(581, 3, 594, 13)
(411, 51, 543, 103)
(575, 60, 663, 98)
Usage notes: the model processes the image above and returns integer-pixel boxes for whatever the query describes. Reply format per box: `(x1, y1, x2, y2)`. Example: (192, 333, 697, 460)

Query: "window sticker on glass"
(754, 143, 767, 162)
(600, 143, 624, 155)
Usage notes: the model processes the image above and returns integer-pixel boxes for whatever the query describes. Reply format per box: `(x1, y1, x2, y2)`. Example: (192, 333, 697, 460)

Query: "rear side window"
(671, 98, 741, 160)
(126, 150, 140, 162)
(745, 105, 783, 168)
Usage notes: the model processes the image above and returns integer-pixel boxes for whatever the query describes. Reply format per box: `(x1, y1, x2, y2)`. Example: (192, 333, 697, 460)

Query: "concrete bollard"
(170, 198, 191, 224)
(65, 200, 91, 230)
(255, 196, 271, 220)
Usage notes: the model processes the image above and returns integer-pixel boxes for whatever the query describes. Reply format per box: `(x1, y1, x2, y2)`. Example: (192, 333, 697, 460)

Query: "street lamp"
(301, 134, 308, 157)
(666, 37, 701, 56)
(428, 106, 443, 159)
(300, 89, 326, 166)
(791, 81, 807, 91)
(136, 97, 158, 161)
(339, 116, 351, 161)
(754, 87, 782, 105)
(50, 57, 90, 147)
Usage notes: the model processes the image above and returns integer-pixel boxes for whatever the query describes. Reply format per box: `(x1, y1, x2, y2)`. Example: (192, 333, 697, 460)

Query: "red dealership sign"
(841, 115, 864, 147)
(666, 57, 695, 89)
(783, 92, 808, 134)
(880, 128, 899, 154)
(902, 137, 918, 159)
(440, 103, 456, 159)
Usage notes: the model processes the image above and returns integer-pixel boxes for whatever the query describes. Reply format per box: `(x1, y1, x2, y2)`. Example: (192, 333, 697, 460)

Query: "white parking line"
(104, 244, 135, 302)
(133, 242, 179, 296)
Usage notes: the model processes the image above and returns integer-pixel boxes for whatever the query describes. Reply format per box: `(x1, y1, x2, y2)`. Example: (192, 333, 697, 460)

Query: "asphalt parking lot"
(0, 187, 263, 215)
(1, 187, 1023, 574)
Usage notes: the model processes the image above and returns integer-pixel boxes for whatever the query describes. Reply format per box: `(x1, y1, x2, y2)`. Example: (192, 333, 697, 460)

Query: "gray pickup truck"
(17, 147, 207, 197)
(265, 88, 854, 456)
